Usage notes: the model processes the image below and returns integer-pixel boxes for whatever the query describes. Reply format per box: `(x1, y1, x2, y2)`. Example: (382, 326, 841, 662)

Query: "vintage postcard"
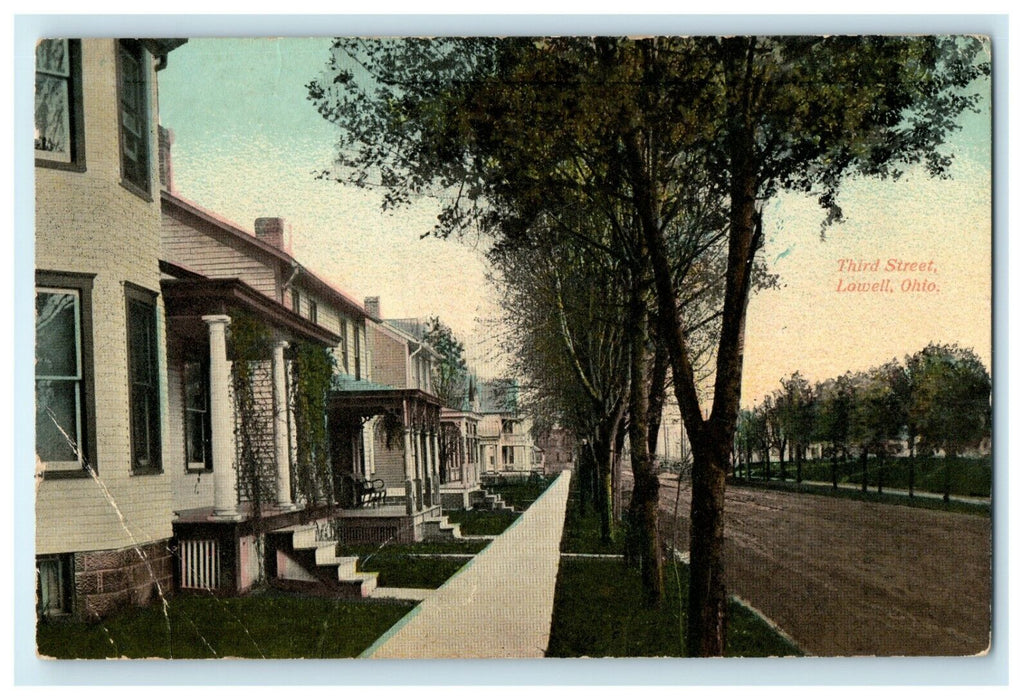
(29, 32, 994, 666)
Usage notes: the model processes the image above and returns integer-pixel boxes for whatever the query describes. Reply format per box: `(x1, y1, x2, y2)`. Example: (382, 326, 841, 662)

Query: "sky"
(157, 37, 993, 406)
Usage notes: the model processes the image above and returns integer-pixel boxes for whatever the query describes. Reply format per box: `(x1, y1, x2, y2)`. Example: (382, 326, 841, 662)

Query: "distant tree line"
(734, 343, 991, 502)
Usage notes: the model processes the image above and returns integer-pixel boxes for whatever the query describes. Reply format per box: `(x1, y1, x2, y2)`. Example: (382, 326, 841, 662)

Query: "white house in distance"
(477, 379, 542, 474)
(35, 38, 187, 619)
(439, 389, 483, 510)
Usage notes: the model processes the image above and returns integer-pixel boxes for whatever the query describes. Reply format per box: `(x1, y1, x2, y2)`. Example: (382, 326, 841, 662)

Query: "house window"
(309, 300, 318, 324)
(502, 446, 515, 467)
(126, 285, 161, 474)
(37, 554, 73, 617)
(502, 419, 514, 434)
(118, 39, 151, 196)
(35, 39, 85, 170)
(183, 361, 211, 471)
(291, 290, 301, 315)
(35, 271, 96, 475)
(353, 325, 362, 381)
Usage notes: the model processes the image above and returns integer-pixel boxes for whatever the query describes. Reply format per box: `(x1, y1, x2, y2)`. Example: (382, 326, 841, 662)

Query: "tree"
(779, 372, 816, 483)
(423, 316, 470, 410)
(309, 35, 988, 656)
(489, 228, 630, 544)
(814, 373, 856, 489)
(851, 365, 905, 493)
(907, 343, 992, 502)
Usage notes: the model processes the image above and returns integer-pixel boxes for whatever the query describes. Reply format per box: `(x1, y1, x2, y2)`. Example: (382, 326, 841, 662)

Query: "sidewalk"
(785, 479, 991, 506)
(362, 469, 571, 659)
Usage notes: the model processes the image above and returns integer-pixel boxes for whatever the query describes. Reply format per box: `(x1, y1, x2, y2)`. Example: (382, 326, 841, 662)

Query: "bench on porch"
(342, 475, 387, 508)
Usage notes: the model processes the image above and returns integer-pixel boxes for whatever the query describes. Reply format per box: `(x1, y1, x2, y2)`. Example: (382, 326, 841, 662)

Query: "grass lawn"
(546, 558, 801, 657)
(338, 541, 487, 588)
(36, 590, 413, 659)
(445, 508, 520, 536)
(552, 474, 799, 656)
(485, 473, 558, 510)
(560, 487, 625, 555)
(735, 455, 992, 499)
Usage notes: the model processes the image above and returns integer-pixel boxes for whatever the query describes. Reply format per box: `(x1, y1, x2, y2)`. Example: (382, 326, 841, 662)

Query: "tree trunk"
(613, 415, 629, 522)
(596, 432, 613, 544)
(578, 442, 591, 516)
(908, 436, 916, 499)
(943, 452, 952, 503)
(622, 76, 762, 653)
(687, 440, 727, 657)
(861, 449, 869, 492)
(831, 451, 838, 489)
(625, 279, 663, 606)
(877, 453, 884, 494)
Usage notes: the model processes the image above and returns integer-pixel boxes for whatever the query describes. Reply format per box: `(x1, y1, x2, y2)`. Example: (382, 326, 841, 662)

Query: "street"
(657, 474, 992, 656)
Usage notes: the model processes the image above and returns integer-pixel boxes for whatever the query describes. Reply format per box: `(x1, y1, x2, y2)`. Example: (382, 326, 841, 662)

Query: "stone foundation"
(72, 540, 174, 619)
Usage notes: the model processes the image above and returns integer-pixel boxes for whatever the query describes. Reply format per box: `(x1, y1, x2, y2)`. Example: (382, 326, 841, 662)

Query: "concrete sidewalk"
(362, 470, 571, 659)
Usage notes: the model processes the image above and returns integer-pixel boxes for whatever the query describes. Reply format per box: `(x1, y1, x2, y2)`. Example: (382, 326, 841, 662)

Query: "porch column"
(403, 426, 415, 515)
(271, 339, 294, 510)
(203, 315, 240, 520)
(429, 429, 440, 505)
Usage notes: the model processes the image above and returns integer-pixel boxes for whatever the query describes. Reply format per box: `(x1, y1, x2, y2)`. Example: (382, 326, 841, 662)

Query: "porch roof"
(161, 274, 341, 347)
(328, 387, 442, 428)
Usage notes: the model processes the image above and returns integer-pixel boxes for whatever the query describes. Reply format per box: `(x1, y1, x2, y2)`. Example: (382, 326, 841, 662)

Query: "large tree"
(308, 35, 988, 655)
(423, 315, 470, 410)
(907, 343, 992, 501)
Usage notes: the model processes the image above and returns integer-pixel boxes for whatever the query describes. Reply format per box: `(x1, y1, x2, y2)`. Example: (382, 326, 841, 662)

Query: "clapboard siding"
(373, 430, 407, 489)
(371, 323, 408, 387)
(161, 206, 279, 300)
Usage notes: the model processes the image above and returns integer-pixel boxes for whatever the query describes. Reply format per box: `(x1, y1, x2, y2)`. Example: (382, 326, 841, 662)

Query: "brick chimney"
(255, 217, 285, 250)
(364, 296, 381, 320)
(158, 125, 174, 192)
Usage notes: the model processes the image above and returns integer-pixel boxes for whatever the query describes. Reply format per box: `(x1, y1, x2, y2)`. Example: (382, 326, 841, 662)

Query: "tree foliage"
(423, 315, 470, 410)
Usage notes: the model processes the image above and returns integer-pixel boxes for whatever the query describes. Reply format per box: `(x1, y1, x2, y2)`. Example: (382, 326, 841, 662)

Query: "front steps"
(270, 524, 378, 597)
(422, 514, 462, 541)
(472, 489, 516, 513)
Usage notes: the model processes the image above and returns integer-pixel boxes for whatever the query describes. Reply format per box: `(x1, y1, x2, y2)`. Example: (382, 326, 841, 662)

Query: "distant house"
(35, 38, 187, 619)
(328, 306, 460, 543)
(477, 379, 540, 474)
(439, 377, 483, 509)
(537, 426, 577, 476)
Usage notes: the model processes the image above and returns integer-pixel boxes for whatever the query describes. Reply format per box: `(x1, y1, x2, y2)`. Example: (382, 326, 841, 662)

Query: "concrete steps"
(472, 489, 516, 513)
(422, 514, 462, 541)
(273, 524, 379, 597)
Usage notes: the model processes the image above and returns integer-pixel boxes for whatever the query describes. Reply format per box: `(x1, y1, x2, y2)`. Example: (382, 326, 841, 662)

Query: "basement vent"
(180, 539, 220, 590)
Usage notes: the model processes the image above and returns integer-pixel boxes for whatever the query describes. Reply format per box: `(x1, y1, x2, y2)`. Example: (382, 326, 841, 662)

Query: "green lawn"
(546, 558, 801, 657)
(444, 508, 520, 536)
(735, 455, 992, 498)
(485, 473, 558, 510)
(552, 474, 800, 656)
(338, 541, 487, 588)
(560, 487, 625, 555)
(36, 590, 413, 659)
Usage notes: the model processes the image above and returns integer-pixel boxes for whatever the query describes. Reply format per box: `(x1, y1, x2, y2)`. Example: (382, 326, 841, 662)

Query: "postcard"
(29, 32, 994, 665)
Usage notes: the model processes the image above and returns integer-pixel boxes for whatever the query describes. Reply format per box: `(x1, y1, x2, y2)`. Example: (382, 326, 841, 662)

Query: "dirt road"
(656, 475, 992, 656)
